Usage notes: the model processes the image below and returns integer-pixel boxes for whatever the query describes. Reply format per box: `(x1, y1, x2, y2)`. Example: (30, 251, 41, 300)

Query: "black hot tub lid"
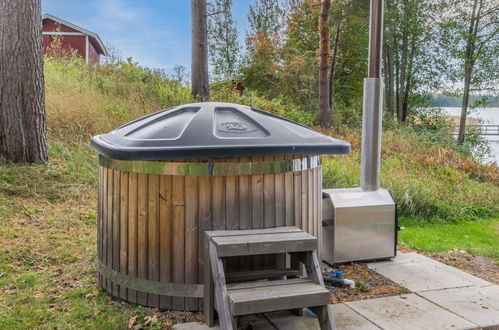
(91, 102, 351, 160)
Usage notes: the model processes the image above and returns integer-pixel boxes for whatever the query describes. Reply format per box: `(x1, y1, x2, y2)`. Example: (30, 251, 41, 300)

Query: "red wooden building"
(42, 14, 107, 64)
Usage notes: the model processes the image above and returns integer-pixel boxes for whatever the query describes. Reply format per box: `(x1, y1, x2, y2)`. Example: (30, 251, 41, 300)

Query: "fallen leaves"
(85, 287, 100, 299)
(33, 293, 45, 299)
(163, 319, 174, 328)
(127, 314, 163, 329)
(127, 315, 138, 328)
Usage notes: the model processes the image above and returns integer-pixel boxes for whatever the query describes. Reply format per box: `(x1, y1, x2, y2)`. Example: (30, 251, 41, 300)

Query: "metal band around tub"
(99, 155, 322, 176)
(98, 262, 203, 298)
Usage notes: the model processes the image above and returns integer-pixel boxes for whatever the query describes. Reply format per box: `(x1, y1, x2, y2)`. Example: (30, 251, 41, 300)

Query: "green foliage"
(332, 101, 363, 129)
(208, 0, 240, 79)
(278, 0, 320, 111)
(438, 0, 499, 92)
(410, 106, 455, 143)
(383, 0, 444, 121)
(409, 105, 492, 163)
(211, 81, 316, 127)
(461, 125, 493, 163)
(329, 0, 369, 106)
(247, 0, 285, 44)
(240, 32, 281, 97)
(241, 0, 370, 116)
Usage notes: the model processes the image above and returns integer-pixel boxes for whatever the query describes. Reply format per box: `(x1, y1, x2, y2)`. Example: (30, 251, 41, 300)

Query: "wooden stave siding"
(97, 155, 322, 311)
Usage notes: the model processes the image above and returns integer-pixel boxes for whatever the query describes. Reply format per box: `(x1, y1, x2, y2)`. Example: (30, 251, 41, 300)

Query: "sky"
(42, 0, 254, 74)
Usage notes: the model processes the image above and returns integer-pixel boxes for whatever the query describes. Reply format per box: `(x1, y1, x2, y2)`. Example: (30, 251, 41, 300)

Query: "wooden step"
(226, 268, 300, 283)
(209, 230, 317, 257)
(227, 278, 311, 290)
(227, 281, 330, 316)
(206, 226, 303, 238)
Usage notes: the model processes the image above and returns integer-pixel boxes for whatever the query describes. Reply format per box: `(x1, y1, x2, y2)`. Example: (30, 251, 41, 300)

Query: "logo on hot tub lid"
(218, 121, 259, 134)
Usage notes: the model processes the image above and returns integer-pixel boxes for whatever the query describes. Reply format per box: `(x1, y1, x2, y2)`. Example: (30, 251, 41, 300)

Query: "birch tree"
(440, 0, 498, 144)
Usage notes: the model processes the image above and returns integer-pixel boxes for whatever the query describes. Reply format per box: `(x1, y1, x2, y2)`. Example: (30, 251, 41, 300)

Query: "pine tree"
(0, 0, 48, 163)
(191, 0, 210, 101)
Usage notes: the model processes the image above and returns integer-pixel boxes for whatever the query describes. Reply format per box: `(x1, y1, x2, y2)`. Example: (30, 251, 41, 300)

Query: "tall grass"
(45, 57, 194, 142)
(323, 128, 499, 220)
(42, 56, 499, 221)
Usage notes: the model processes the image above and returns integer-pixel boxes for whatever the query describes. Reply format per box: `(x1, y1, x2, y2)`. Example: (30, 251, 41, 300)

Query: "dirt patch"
(426, 250, 499, 285)
(324, 263, 407, 304)
(397, 245, 417, 253)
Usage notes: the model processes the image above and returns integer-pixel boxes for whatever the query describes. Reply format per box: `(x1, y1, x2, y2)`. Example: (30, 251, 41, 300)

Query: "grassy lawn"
(0, 142, 497, 328)
(399, 217, 499, 261)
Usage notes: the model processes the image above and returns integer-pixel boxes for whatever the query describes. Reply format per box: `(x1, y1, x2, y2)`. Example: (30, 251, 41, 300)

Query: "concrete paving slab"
(419, 285, 499, 328)
(367, 252, 432, 266)
(266, 305, 380, 330)
(173, 315, 274, 330)
(265, 311, 320, 330)
(367, 253, 490, 292)
(241, 314, 275, 330)
(332, 304, 381, 330)
(346, 294, 477, 330)
(173, 322, 218, 330)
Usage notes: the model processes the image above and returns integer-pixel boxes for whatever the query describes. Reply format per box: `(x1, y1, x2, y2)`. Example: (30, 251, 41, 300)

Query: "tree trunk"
(318, 0, 332, 129)
(394, 32, 401, 122)
(383, 42, 395, 117)
(0, 0, 47, 163)
(457, 0, 481, 145)
(458, 64, 473, 145)
(329, 19, 342, 116)
(191, 0, 210, 101)
(397, 0, 408, 123)
(402, 37, 416, 123)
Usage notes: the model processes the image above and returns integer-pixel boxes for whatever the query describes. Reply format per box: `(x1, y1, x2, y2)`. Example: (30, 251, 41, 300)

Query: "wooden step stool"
(204, 227, 336, 330)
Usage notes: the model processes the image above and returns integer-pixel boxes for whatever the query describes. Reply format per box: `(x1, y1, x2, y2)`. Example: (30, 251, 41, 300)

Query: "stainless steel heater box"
(321, 188, 397, 264)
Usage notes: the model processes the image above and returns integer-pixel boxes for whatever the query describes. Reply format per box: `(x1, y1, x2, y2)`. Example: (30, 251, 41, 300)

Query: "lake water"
(443, 107, 499, 164)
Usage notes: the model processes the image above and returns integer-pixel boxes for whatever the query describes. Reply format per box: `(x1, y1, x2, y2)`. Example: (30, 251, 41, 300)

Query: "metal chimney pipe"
(360, 0, 384, 191)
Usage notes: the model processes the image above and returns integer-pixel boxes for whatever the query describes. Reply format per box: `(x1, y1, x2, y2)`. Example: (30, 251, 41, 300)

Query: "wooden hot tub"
(91, 102, 350, 311)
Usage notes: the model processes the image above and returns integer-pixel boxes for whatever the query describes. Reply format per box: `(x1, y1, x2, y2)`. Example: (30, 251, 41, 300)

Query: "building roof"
(42, 13, 108, 56)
